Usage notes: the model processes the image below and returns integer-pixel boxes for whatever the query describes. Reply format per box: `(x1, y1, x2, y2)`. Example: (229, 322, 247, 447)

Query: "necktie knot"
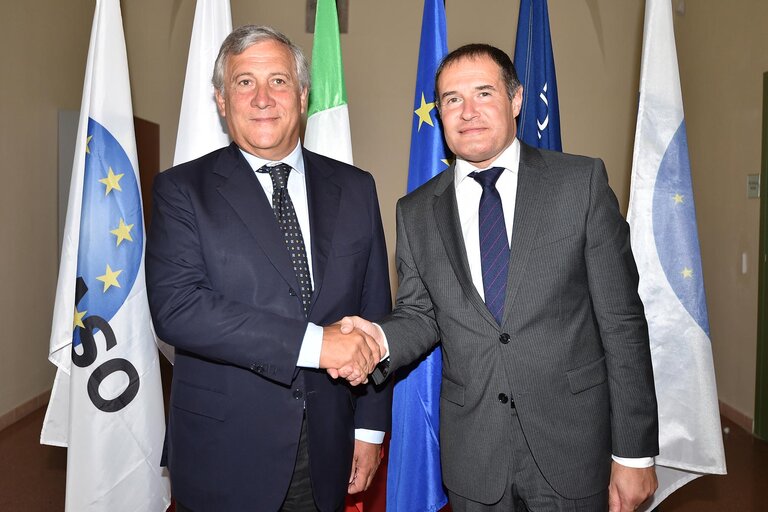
(258, 163, 291, 190)
(470, 167, 505, 190)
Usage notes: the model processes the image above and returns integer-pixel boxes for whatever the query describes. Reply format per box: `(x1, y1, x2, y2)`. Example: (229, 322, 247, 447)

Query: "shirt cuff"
(296, 322, 323, 368)
(372, 322, 389, 361)
(611, 455, 655, 468)
(355, 428, 385, 444)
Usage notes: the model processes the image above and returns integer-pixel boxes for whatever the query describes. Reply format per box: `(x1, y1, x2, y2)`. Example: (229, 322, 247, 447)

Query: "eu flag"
(387, 0, 449, 510)
(513, 0, 562, 150)
(627, 0, 726, 507)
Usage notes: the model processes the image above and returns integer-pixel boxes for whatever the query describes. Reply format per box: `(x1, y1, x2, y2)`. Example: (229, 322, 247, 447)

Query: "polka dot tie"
(258, 163, 312, 316)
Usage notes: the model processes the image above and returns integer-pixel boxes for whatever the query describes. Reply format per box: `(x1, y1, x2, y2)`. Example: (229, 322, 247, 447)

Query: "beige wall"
(1, 0, 763, 425)
(675, 0, 767, 419)
(0, 0, 91, 416)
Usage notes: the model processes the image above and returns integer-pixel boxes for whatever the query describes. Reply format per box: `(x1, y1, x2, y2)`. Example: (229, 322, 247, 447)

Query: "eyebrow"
(440, 83, 496, 101)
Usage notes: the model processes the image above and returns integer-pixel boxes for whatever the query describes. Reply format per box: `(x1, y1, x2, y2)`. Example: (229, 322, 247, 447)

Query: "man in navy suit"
(146, 25, 391, 511)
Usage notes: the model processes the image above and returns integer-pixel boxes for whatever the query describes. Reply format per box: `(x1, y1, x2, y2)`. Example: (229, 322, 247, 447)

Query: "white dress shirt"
(241, 142, 383, 444)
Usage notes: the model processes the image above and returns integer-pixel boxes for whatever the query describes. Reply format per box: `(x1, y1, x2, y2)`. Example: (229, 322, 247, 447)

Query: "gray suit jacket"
(379, 142, 658, 503)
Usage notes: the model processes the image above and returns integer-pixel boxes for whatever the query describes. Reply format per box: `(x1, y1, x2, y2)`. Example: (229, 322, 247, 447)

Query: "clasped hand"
(320, 317, 383, 386)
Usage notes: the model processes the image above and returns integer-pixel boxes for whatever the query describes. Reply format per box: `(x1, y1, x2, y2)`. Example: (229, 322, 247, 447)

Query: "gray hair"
(212, 25, 310, 96)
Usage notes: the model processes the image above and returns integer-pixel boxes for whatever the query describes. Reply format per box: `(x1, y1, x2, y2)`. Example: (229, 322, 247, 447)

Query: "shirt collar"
(455, 138, 520, 186)
(239, 140, 306, 175)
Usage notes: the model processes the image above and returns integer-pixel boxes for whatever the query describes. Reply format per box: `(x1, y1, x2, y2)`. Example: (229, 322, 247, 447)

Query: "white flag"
(304, 0, 353, 164)
(160, 0, 233, 363)
(173, 0, 232, 165)
(628, 0, 726, 508)
(40, 1, 171, 510)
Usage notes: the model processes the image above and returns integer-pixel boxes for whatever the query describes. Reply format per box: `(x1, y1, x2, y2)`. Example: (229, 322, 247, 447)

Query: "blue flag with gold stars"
(513, 0, 561, 150)
(387, 0, 449, 511)
(627, 0, 726, 508)
(40, 1, 170, 510)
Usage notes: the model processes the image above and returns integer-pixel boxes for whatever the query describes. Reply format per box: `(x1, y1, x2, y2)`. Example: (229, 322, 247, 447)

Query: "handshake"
(319, 316, 385, 386)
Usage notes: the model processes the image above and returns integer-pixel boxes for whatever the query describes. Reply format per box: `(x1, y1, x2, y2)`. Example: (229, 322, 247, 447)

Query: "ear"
(215, 89, 227, 118)
(300, 87, 309, 115)
(512, 86, 523, 117)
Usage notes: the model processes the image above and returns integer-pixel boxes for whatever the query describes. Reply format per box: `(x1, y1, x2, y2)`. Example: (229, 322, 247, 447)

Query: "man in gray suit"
(340, 44, 659, 511)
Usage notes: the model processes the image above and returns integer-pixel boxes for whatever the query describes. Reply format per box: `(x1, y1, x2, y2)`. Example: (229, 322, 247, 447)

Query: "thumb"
(339, 316, 355, 334)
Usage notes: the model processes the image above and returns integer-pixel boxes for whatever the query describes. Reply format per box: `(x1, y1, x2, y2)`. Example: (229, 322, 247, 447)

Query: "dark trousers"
(177, 415, 319, 512)
(448, 408, 608, 512)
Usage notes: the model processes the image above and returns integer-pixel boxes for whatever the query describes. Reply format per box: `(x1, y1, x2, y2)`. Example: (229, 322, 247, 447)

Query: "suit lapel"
(433, 165, 499, 328)
(215, 144, 299, 292)
(501, 143, 549, 325)
(303, 150, 340, 312)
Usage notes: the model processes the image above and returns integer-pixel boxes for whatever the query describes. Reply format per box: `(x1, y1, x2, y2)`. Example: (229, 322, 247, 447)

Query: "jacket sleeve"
(379, 199, 441, 372)
(352, 175, 394, 432)
(584, 159, 659, 457)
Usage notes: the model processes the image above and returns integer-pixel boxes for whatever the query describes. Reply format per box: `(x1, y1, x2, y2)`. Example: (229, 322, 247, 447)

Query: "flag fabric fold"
(627, 0, 726, 508)
(387, 1, 449, 511)
(164, 0, 233, 363)
(40, 0, 170, 510)
(173, 0, 232, 165)
(305, 0, 353, 165)
(513, 0, 562, 151)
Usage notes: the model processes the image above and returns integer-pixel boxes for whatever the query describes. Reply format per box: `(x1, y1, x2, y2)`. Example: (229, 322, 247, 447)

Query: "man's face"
(215, 39, 308, 160)
(437, 55, 522, 169)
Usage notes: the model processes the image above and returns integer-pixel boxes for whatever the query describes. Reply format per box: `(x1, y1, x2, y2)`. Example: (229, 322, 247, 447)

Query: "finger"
(348, 457, 356, 484)
(339, 316, 354, 335)
(327, 368, 339, 379)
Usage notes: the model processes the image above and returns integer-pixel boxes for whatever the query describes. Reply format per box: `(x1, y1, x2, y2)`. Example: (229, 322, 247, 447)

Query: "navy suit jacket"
(146, 143, 392, 511)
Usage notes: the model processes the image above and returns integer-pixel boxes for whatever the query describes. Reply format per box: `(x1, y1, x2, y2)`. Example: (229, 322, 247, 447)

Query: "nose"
(460, 98, 478, 120)
(250, 86, 273, 109)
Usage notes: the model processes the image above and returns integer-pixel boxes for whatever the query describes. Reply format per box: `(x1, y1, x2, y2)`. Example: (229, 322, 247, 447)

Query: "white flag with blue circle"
(40, 1, 170, 510)
(627, 0, 726, 508)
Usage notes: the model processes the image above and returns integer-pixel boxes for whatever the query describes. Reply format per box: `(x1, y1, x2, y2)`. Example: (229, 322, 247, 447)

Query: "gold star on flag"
(673, 193, 684, 204)
(414, 92, 435, 131)
(86, 135, 93, 154)
(99, 167, 124, 196)
(73, 307, 87, 329)
(110, 218, 134, 246)
(681, 267, 693, 279)
(96, 264, 122, 292)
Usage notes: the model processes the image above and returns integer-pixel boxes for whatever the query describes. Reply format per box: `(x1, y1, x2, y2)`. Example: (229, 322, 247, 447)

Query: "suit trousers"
(447, 408, 608, 512)
(280, 414, 318, 512)
(176, 414, 320, 512)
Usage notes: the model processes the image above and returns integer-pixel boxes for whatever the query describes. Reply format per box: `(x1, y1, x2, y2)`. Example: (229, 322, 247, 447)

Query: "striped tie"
(470, 167, 509, 325)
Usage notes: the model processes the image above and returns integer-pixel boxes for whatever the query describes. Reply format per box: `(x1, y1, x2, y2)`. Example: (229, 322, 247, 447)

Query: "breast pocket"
(332, 237, 369, 257)
(531, 225, 577, 250)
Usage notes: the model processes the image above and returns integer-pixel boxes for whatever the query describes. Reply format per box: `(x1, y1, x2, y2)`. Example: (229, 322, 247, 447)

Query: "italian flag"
(305, 0, 353, 165)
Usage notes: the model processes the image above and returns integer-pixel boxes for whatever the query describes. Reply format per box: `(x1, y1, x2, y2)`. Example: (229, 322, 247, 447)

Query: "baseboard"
(719, 400, 754, 434)
(0, 389, 51, 433)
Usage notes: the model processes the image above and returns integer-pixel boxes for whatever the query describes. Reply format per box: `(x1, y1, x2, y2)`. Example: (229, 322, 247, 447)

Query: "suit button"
(499, 333, 511, 344)
(288, 288, 297, 296)
(498, 393, 509, 404)
(254, 365, 264, 373)
(293, 389, 303, 400)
